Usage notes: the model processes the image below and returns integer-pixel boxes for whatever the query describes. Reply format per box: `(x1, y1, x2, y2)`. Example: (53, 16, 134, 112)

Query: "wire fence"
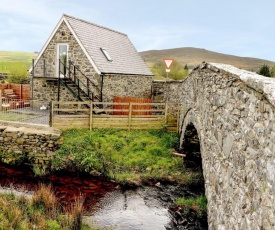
(0, 99, 49, 125)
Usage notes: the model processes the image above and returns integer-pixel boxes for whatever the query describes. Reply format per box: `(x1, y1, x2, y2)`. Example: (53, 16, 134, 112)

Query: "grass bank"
(51, 129, 202, 186)
(0, 184, 97, 230)
(175, 195, 207, 217)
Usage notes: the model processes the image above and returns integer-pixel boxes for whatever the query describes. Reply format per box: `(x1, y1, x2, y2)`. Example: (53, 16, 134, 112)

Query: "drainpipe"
(31, 59, 34, 106)
(57, 59, 61, 102)
(100, 74, 104, 102)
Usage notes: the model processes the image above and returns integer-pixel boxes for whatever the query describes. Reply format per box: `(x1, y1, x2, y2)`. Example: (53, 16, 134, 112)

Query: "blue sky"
(0, 0, 274, 61)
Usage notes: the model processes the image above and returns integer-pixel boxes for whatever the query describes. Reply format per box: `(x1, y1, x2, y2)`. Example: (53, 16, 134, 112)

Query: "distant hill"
(0, 51, 37, 63)
(1, 49, 273, 73)
(139, 47, 275, 72)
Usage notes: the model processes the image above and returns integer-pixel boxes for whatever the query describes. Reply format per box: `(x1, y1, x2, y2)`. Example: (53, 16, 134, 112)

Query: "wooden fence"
(50, 101, 179, 132)
(0, 84, 30, 100)
(113, 96, 152, 115)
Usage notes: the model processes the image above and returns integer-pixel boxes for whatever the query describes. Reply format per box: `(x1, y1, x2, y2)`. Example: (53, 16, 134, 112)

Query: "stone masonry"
(32, 21, 153, 104)
(0, 121, 62, 169)
(102, 74, 152, 102)
(32, 78, 78, 105)
(32, 21, 100, 103)
(154, 63, 275, 229)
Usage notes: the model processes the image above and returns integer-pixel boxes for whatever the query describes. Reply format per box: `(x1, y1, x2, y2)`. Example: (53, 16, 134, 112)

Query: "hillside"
(1, 49, 274, 73)
(0, 51, 37, 63)
(139, 47, 275, 72)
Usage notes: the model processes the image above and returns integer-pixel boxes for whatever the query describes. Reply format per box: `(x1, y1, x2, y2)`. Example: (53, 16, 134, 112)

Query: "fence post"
(89, 102, 93, 130)
(164, 102, 168, 125)
(0, 90, 2, 111)
(128, 103, 132, 131)
(176, 103, 180, 133)
(31, 59, 34, 101)
(49, 101, 53, 127)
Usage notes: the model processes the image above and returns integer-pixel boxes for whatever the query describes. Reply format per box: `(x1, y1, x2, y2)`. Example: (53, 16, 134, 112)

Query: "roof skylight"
(100, 48, 113, 62)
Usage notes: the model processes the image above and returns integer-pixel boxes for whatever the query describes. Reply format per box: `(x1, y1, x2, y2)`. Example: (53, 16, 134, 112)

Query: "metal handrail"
(58, 59, 103, 102)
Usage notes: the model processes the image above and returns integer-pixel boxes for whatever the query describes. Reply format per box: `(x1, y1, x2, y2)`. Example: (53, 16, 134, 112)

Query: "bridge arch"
(180, 109, 205, 170)
(155, 62, 275, 229)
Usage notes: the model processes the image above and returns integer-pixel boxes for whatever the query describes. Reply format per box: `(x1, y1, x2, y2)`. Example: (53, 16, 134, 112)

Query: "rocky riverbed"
(0, 163, 207, 229)
(87, 183, 207, 230)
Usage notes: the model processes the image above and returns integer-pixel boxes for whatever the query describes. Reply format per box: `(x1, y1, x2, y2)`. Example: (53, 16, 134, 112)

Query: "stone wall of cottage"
(153, 63, 275, 229)
(32, 78, 78, 105)
(32, 21, 153, 104)
(32, 21, 101, 103)
(0, 122, 62, 170)
(34, 21, 98, 80)
(102, 74, 153, 101)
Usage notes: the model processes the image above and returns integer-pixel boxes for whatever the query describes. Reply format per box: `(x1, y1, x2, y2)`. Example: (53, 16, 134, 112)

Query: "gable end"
(30, 15, 101, 74)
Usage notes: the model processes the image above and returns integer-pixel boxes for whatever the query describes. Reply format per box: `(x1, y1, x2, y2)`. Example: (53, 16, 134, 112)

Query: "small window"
(100, 48, 113, 62)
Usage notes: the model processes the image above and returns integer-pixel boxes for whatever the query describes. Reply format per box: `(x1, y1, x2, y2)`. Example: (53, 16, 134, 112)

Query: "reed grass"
(0, 185, 93, 230)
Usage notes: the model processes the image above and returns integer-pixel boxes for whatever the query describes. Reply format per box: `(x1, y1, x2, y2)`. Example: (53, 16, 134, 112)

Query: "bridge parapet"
(154, 63, 275, 229)
(210, 63, 275, 106)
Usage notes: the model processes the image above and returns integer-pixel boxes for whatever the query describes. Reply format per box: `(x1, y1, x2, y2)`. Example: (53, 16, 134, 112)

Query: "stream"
(0, 163, 207, 229)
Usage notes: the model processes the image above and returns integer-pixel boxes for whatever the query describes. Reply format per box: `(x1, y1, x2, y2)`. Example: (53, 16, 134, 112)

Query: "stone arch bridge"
(154, 63, 275, 229)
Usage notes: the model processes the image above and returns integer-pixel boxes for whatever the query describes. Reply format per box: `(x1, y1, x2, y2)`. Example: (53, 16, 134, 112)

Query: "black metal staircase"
(57, 60, 101, 105)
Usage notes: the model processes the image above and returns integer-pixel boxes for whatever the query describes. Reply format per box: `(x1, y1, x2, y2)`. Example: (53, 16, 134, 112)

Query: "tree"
(271, 64, 275, 77)
(151, 60, 189, 80)
(257, 64, 271, 77)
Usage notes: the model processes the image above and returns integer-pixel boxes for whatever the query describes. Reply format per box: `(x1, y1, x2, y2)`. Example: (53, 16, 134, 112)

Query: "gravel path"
(8, 107, 50, 125)
(22, 114, 49, 125)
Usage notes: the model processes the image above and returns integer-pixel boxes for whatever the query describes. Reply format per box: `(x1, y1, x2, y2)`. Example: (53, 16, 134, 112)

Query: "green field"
(0, 51, 37, 63)
(0, 51, 37, 74)
(0, 62, 31, 74)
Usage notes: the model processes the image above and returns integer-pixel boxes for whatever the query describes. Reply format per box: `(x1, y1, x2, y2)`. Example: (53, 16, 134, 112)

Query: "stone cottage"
(31, 14, 153, 104)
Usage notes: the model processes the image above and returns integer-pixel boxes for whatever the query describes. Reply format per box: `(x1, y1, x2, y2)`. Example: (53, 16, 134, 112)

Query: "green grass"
(51, 129, 198, 185)
(175, 195, 207, 216)
(0, 62, 30, 74)
(0, 111, 35, 121)
(0, 184, 96, 230)
(0, 51, 37, 76)
(0, 51, 37, 63)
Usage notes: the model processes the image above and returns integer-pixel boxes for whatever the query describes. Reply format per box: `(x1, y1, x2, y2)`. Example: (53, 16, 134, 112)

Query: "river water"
(85, 187, 172, 229)
(0, 163, 207, 229)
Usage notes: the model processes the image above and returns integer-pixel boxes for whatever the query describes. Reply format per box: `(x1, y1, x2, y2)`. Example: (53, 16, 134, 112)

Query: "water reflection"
(0, 163, 202, 229)
(0, 163, 115, 211)
(86, 188, 171, 230)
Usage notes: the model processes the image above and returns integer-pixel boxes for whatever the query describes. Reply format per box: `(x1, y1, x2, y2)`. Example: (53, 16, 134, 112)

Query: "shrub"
(7, 62, 30, 83)
(257, 64, 271, 77)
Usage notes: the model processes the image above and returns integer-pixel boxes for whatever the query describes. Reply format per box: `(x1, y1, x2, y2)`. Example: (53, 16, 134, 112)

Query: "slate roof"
(63, 14, 153, 76)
